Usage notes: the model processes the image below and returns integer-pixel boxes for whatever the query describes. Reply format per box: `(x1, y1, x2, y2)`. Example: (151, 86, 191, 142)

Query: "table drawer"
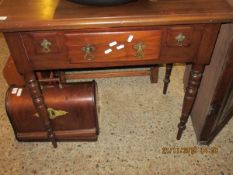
(161, 25, 203, 61)
(21, 32, 67, 65)
(21, 25, 203, 69)
(166, 26, 194, 47)
(65, 30, 162, 63)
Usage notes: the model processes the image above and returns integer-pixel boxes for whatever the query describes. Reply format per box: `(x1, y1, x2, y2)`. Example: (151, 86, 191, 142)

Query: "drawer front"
(161, 25, 203, 62)
(166, 26, 193, 47)
(65, 30, 162, 63)
(21, 32, 67, 66)
(21, 25, 203, 69)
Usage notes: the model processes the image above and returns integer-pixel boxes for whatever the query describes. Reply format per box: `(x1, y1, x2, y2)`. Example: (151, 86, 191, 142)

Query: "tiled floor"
(0, 34, 232, 175)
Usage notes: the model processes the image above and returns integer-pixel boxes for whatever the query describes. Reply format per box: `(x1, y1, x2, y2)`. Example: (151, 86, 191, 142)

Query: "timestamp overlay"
(162, 146, 219, 155)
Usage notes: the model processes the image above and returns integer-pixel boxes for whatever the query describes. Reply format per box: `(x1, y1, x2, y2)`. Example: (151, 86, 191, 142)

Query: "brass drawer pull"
(82, 44, 95, 61)
(41, 39, 52, 53)
(175, 33, 186, 47)
(133, 42, 146, 59)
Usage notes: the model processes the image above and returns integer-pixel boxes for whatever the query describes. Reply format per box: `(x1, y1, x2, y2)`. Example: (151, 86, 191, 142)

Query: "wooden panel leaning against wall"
(184, 23, 233, 144)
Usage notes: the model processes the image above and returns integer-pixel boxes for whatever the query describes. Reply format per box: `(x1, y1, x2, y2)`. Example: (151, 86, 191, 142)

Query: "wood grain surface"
(0, 0, 232, 31)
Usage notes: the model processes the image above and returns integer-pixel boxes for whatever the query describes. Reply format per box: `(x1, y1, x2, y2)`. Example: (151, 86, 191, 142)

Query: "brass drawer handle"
(175, 33, 186, 47)
(82, 44, 95, 61)
(41, 39, 52, 53)
(133, 42, 146, 59)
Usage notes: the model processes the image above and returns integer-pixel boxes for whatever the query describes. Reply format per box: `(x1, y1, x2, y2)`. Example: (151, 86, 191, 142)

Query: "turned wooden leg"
(24, 72, 57, 148)
(150, 66, 159, 83)
(177, 64, 205, 140)
(163, 64, 173, 94)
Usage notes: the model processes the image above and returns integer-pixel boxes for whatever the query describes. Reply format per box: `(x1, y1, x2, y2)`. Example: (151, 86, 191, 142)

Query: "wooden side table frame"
(1, 0, 233, 147)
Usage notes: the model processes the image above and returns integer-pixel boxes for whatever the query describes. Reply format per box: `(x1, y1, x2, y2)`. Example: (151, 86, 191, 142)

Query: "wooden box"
(5, 81, 99, 142)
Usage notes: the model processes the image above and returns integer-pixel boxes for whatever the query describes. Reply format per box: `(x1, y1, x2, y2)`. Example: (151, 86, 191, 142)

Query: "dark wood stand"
(1, 0, 233, 147)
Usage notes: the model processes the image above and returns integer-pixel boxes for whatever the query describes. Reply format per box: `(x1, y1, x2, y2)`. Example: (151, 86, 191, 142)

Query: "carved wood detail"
(177, 64, 205, 140)
(25, 73, 57, 148)
(163, 64, 173, 94)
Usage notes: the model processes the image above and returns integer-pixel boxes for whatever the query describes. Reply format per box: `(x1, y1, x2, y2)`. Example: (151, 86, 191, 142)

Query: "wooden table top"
(0, 0, 233, 31)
